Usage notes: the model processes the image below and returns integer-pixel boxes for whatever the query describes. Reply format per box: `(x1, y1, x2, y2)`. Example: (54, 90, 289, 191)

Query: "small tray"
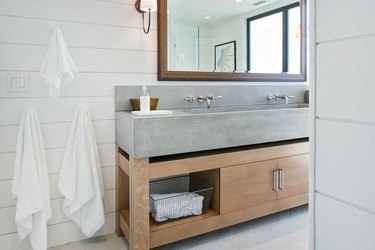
(131, 110, 173, 116)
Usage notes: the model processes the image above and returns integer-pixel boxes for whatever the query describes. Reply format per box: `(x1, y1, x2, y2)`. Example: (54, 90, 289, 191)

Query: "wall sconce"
(135, 0, 157, 34)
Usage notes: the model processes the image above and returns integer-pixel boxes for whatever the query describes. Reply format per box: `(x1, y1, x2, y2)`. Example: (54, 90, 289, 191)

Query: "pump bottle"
(140, 85, 150, 112)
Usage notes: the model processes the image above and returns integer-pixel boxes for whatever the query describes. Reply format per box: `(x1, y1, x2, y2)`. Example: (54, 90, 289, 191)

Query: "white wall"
(212, 19, 245, 72)
(0, 0, 157, 248)
(0, 0, 308, 249)
(168, 23, 198, 71)
(314, 0, 375, 249)
(198, 27, 215, 72)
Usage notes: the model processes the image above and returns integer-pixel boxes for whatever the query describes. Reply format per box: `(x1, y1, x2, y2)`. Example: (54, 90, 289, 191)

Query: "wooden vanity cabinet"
(277, 154, 309, 199)
(221, 160, 278, 213)
(220, 154, 309, 214)
(116, 140, 309, 250)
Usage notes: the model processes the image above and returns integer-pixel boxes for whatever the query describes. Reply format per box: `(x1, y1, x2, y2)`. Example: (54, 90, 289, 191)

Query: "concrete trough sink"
(115, 104, 309, 158)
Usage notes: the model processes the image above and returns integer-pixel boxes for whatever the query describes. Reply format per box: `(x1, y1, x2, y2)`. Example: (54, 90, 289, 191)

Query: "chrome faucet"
(281, 94, 295, 105)
(197, 95, 222, 108)
(266, 94, 295, 104)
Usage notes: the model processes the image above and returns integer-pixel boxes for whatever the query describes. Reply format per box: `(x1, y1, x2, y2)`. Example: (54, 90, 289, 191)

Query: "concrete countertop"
(115, 105, 309, 159)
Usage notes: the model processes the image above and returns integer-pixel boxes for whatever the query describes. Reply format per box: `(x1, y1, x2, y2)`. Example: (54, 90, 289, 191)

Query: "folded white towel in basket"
(12, 108, 51, 250)
(150, 193, 204, 222)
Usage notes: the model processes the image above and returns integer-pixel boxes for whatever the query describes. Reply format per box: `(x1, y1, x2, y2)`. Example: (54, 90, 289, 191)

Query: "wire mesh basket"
(149, 175, 213, 223)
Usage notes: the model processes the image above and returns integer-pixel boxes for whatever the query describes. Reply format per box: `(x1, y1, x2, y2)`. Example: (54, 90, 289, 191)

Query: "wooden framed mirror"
(157, 0, 306, 82)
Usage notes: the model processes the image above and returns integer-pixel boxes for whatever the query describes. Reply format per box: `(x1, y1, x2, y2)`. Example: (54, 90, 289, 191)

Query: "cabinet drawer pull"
(273, 170, 278, 191)
(278, 169, 284, 190)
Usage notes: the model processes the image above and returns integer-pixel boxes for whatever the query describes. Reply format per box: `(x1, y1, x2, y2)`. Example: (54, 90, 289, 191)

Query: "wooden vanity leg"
(116, 147, 130, 237)
(129, 157, 150, 250)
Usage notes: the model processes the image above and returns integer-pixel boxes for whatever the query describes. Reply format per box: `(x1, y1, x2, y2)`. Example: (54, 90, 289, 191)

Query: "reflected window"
(247, 3, 300, 73)
(288, 6, 301, 73)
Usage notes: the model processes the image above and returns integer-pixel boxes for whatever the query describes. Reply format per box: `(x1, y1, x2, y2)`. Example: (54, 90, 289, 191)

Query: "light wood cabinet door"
(220, 160, 278, 214)
(277, 154, 309, 200)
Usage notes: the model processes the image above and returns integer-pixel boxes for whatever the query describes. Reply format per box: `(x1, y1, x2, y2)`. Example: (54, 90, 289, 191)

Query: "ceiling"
(168, 0, 296, 25)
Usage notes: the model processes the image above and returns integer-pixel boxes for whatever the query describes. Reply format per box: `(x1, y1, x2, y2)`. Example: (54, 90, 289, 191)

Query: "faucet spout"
(206, 95, 222, 109)
(197, 95, 223, 108)
(267, 94, 294, 105)
(284, 95, 289, 105)
(280, 94, 295, 104)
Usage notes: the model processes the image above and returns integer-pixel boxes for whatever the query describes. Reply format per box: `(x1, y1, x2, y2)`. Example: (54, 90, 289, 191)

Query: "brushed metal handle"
(273, 170, 278, 191)
(278, 169, 284, 190)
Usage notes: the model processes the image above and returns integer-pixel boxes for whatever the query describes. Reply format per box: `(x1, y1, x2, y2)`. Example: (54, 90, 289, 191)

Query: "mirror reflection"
(167, 0, 301, 74)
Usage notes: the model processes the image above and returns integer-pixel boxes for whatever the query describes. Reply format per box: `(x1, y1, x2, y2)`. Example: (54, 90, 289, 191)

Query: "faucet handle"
(207, 95, 223, 100)
(184, 96, 196, 102)
(267, 94, 277, 100)
(197, 96, 205, 102)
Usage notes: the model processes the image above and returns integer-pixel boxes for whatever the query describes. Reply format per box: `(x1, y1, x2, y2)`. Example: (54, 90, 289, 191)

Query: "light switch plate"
(7, 73, 29, 92)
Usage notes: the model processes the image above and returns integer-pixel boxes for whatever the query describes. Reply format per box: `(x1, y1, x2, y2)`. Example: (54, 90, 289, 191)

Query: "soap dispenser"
(140, 85, 150, 112)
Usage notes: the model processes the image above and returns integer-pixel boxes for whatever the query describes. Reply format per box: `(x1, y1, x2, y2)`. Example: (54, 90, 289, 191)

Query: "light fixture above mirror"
(135, 0, 157, 34)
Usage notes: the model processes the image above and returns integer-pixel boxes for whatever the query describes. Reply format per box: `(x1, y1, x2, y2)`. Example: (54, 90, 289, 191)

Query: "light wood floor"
(50, 205, 308, 250)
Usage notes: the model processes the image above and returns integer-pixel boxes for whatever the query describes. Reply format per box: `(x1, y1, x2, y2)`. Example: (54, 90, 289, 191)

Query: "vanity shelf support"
(116, 148, 150, 250)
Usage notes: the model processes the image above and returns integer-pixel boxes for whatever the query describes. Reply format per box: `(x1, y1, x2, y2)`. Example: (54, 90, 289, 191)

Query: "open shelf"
(149, 209, 218, 232)
(120, 209, 218, 232)
(119, 210, 130, 241)
(119, 209, 219, 248)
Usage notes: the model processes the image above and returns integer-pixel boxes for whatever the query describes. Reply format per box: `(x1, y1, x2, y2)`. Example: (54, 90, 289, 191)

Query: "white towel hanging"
(39, 28, 78, 97)
(12, 108, 51, 250)
(58, 105, 105, 237)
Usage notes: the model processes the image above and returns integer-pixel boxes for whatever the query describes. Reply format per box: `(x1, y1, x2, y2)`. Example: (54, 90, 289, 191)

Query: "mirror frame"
(157, 0, 306, 82)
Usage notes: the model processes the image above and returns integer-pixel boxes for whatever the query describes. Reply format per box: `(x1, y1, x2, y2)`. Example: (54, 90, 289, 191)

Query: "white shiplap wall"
(0, 0, 157, 248)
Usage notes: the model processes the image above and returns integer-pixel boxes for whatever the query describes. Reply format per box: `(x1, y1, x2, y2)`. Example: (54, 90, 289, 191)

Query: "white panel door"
(316, 36, 375, 123)
(316, 194, 375, 250)
(316, 0, 375, 42)
(316, 120, 375, 213)
(315, 1, 375, 249)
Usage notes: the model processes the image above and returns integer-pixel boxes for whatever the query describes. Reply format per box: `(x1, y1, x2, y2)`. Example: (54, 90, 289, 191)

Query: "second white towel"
(12, 108, 51, 250)
(58, 105, 105, 237)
